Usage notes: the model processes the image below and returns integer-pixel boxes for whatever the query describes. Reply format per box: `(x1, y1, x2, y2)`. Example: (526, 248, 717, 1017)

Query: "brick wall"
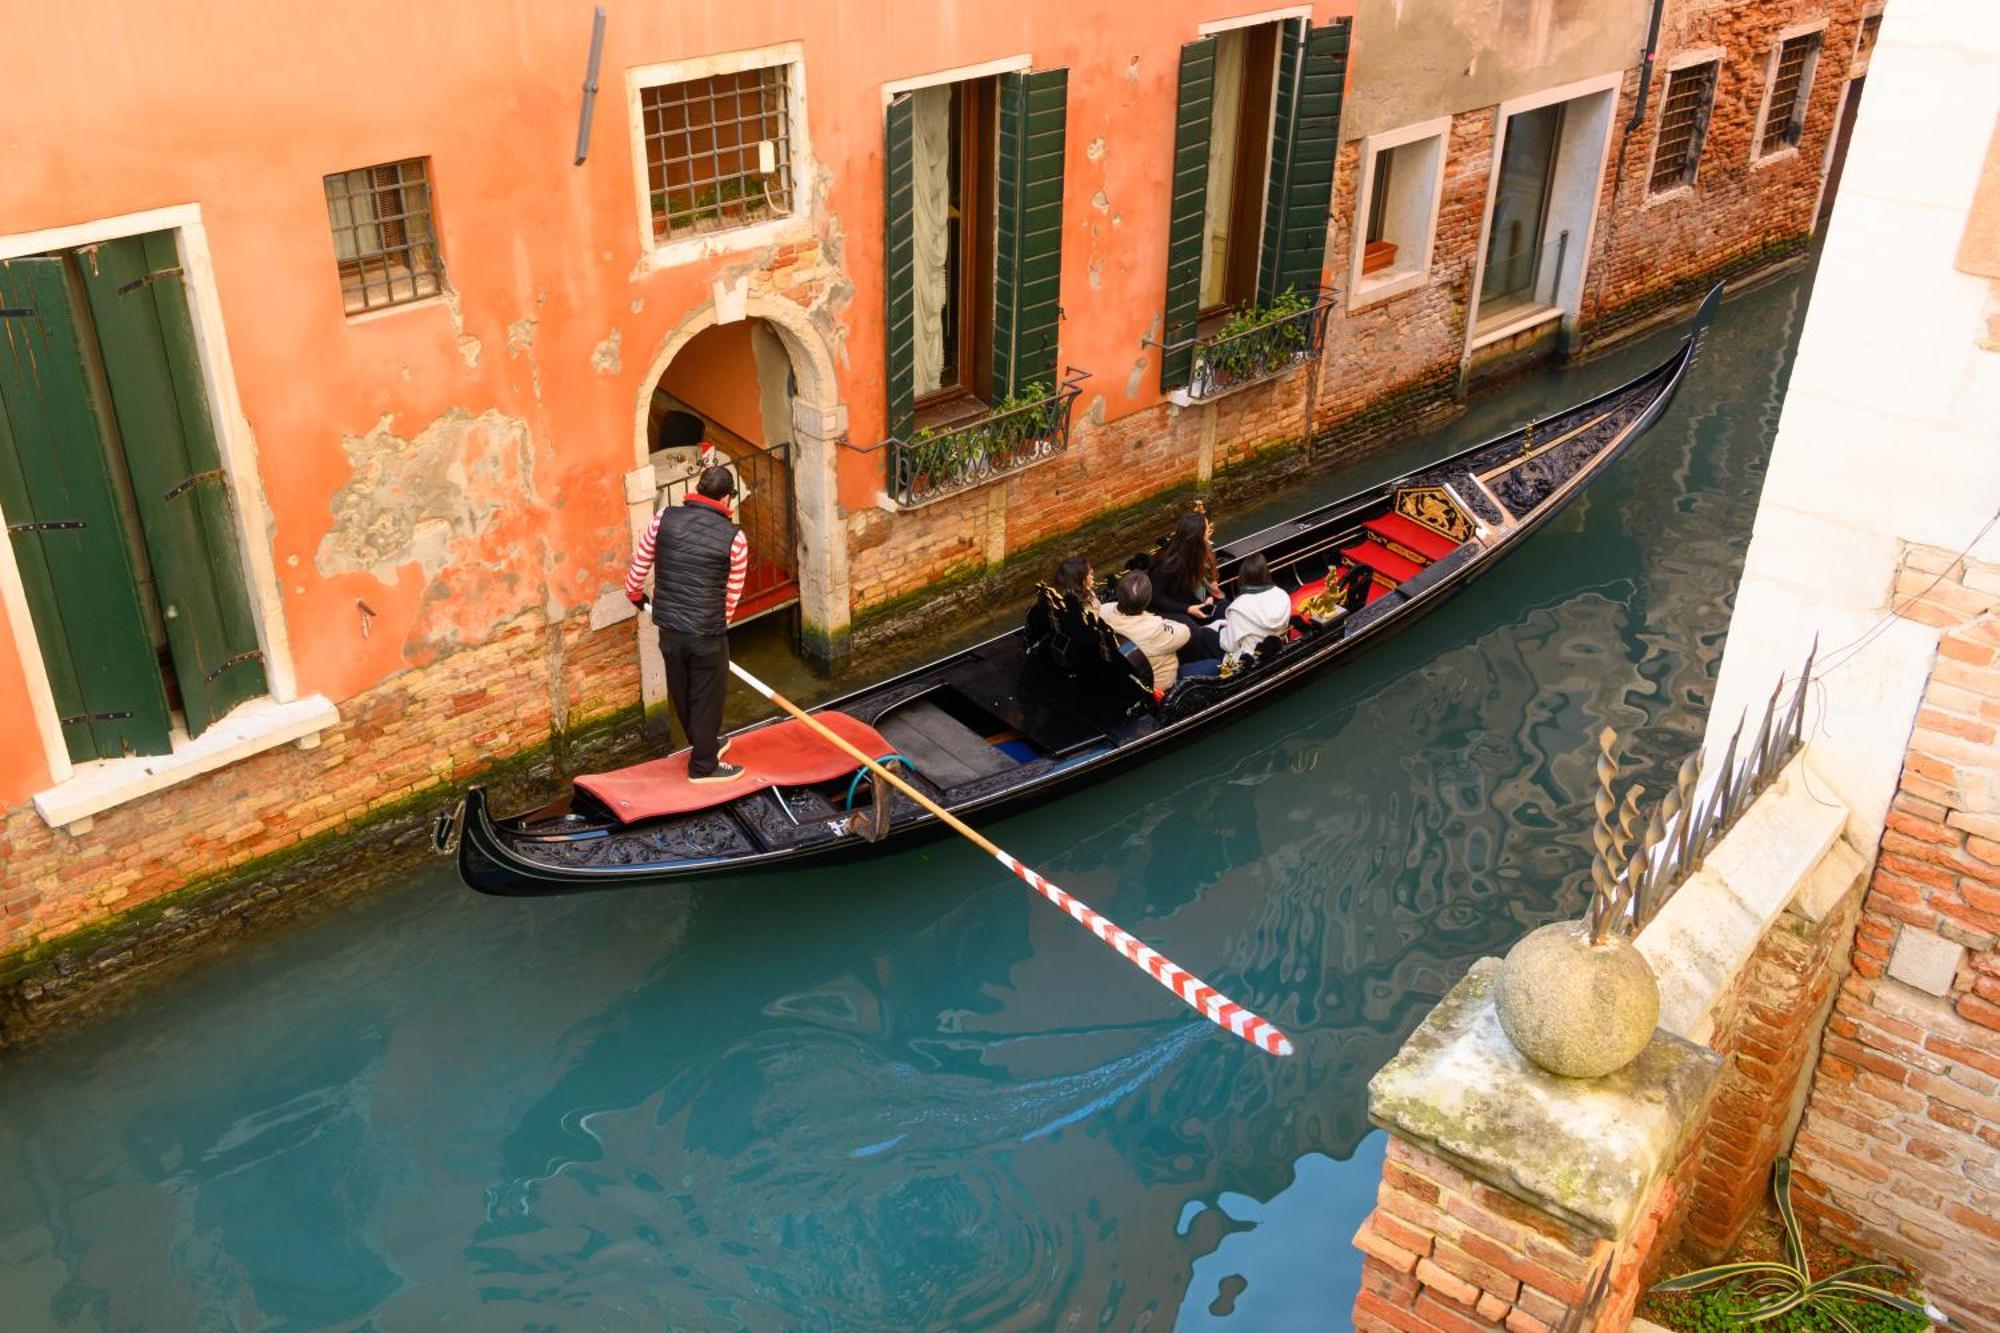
(0, 609, 639, 977)
(1581, 0, 1870, 347)
(1789, 552, 2000, 1333)
(1674, 872, 1865, 1258)
(1353, 1139, 1616, 1333)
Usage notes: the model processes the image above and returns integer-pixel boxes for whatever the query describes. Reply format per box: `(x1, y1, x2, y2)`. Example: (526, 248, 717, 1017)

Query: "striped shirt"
(624, 494, 749, 621)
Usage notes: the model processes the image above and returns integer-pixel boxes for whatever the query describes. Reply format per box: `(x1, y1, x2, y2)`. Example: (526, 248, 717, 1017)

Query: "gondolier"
(626, 465, 749, 783)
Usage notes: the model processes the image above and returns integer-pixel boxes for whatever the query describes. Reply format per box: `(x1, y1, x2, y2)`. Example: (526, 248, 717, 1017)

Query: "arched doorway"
(629, 295, 849, 713)
(646, 318, 801, 624)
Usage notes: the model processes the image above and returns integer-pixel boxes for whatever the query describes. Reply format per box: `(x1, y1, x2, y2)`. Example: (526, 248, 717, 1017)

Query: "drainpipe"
(1626, 0, 1668, 134)
(1578, 0, 1670, 347)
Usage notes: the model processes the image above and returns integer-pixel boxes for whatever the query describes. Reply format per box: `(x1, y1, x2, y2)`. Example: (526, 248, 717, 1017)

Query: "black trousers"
(658, 628, 729, 775)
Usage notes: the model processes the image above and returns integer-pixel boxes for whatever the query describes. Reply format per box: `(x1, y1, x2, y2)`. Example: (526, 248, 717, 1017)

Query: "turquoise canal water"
(0, 268, 1813, 1332)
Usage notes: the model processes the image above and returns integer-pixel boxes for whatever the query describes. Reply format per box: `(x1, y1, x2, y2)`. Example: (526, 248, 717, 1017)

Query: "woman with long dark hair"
(1150, 510, 1220, 627)
(1023, 555, 1149, 708)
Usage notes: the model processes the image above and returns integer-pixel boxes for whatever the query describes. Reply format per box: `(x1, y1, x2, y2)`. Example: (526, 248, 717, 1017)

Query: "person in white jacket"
(1219, 553, 1292, 667)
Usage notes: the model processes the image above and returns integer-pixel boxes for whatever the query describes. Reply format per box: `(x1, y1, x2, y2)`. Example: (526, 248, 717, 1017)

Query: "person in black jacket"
(625, 466, 750, 783)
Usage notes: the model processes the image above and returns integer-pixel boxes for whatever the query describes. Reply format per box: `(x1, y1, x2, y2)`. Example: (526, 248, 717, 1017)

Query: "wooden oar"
(727, 661, 1295, 1058)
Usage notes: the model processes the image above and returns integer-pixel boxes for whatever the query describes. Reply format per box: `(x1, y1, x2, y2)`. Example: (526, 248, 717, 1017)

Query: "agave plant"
(1651, 1159, 1939, 1329)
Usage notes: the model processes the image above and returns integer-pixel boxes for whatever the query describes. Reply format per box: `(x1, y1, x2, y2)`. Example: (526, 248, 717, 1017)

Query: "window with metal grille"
(323, 159, 444, 314)
(642, 66, 795, 241)
(1649, 62, 1718, 193)
(1856, 14, 1882, 62)
(1760, 33, 1822, 157)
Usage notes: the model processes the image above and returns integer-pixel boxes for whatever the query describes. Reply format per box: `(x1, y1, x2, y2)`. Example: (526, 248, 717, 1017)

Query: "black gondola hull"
(450, 287, 1721, 896)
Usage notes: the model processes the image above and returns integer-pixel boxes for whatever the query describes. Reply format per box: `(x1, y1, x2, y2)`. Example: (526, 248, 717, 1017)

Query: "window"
(1198, 23, 1281, 315)
(323, 159, 444, 314)
(1759, 32, 1823, 158)
(1350, 121, 1448, 306)
(884, 66, 1070, 444)
(0, 233, 269, 764)
(642, 65, 795, 241)
(909, 79, 998, 413)
(1649, 61, 1719, 193)
(1856, 14, 1882, 64)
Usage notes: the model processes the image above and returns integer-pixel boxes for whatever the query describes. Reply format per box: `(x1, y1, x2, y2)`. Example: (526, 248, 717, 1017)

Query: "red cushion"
(1366, 512, 1460, 561)
(576, 710, 891, 823)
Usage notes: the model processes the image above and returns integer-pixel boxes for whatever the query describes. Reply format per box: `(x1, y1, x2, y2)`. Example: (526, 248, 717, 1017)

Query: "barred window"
(323, 159, 444, 314)
(642, 66, 795, 242)
(1760, 33, 1822, 157)
(1649, 62, 1719, 193)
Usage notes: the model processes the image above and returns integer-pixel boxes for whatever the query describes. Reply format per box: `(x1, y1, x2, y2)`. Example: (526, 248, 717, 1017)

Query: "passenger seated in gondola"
(1150, 510, 1222, 629)
(1022, 556, 1152, 709)
(1099, 570, 1222, 693)
(1219, 553, 1291, 667)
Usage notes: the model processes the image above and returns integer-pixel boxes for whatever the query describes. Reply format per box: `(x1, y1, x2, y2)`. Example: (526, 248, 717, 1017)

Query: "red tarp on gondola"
(576, 710, 891, 823)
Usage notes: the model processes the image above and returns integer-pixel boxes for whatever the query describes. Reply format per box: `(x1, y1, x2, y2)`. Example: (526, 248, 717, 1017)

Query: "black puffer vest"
(649, 501, 739, 636)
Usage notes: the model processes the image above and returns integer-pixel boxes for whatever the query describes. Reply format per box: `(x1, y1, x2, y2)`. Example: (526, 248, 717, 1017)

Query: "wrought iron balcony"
(1183, 291, 1334, 402)
(888, 371, 1087, 509)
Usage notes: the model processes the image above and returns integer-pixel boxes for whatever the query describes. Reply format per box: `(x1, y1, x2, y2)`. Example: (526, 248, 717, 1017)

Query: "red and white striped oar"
(728, 661, 1294, 1058)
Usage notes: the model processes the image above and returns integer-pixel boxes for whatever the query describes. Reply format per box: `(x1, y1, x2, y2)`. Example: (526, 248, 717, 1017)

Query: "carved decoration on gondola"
(1393, 486, 1474, 542)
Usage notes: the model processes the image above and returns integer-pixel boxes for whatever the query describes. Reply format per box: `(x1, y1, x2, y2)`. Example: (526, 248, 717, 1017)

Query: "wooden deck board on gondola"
(441, 287, 1723, 896)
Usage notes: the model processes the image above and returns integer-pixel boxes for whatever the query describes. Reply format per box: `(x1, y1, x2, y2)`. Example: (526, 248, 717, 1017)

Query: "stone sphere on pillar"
(1495, 919, 1660, 1079)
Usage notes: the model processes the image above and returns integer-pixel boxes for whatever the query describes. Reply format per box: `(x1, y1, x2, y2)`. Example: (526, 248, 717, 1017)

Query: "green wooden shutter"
(80, 232, 267, 736)
(884, 93, 917, 444)
(1257, 17, 1351, 304)
(992, 67, 1069, 398)
(0, 256, 173, 761)
(1161, 39, 1217, 392)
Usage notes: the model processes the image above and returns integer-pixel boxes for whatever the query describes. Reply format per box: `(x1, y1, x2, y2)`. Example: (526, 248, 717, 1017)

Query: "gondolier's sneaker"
(688, 762, 746, 784)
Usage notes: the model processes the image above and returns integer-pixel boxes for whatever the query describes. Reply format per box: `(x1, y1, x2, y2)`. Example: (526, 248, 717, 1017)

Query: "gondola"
(442, 285, 1721, 896)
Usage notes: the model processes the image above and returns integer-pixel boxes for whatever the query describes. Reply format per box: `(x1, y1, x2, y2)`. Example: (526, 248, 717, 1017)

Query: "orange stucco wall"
(660, 322, 771, 447)
(0, 0, 1350, 807)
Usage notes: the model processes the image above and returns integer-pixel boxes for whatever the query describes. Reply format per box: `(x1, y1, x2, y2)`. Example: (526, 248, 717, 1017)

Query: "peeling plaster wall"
(0, 0, 1336, 808)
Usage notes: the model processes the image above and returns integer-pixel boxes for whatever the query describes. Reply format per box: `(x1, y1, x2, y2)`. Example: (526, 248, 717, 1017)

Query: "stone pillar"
(788, 399, 853, 666)
(1356, 960, 1721, 1331)
(621, 462, 668, 720)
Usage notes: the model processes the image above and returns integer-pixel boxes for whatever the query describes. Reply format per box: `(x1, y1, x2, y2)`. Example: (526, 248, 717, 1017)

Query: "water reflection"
(0, 268, 1808, 1331)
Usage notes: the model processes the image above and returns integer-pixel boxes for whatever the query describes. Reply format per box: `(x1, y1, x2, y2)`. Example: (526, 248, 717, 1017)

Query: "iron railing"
(1586, 640, 1817, 942)
(656, 438, 798, 619)
(1183, 292, 1334, 402)
(887, 371, 1087, 508)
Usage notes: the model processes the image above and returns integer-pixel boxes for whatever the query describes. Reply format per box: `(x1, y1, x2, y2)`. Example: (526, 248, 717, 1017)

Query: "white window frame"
(0, 204, 331, 829)
(1750, 19, 1829, 167)
(1642, 47, 1726, 206)
(628, 41, 816, 274)
(1348, 115, 1451, 311)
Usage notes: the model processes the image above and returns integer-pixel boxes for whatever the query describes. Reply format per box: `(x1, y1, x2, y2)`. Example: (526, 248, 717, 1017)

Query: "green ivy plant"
(1193, 290, 1317, 392)
(1650, 1160, 1936, 1331)
(898, 382, 1060, 501)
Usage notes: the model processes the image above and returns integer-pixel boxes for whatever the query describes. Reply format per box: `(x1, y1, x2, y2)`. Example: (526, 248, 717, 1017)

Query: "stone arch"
(630, 291, 841, 469)
(627, 292, 850, 703)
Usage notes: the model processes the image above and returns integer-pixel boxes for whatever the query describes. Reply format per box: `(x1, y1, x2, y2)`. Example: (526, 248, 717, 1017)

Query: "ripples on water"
(0, 271, 1810, 1331)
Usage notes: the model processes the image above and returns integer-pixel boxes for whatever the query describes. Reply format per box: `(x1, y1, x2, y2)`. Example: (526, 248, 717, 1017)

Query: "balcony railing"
(887, 371, 1087, 509)
(1183, 290, 1333, 402)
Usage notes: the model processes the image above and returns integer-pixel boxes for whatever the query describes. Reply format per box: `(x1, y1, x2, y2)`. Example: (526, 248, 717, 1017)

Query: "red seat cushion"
(1341, 540, 1424, 584)
(1366, 512, 1460, 561)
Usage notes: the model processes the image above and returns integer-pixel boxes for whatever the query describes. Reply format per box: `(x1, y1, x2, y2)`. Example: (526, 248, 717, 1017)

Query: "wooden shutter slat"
(80, 232, 267, 737)
(992, 68, 1069, 397)
(883, 93, 917, 443)
(0, 256, 173, 760)
(1259, 18, 1350, 304)
(1160, 37, 1216, 391)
